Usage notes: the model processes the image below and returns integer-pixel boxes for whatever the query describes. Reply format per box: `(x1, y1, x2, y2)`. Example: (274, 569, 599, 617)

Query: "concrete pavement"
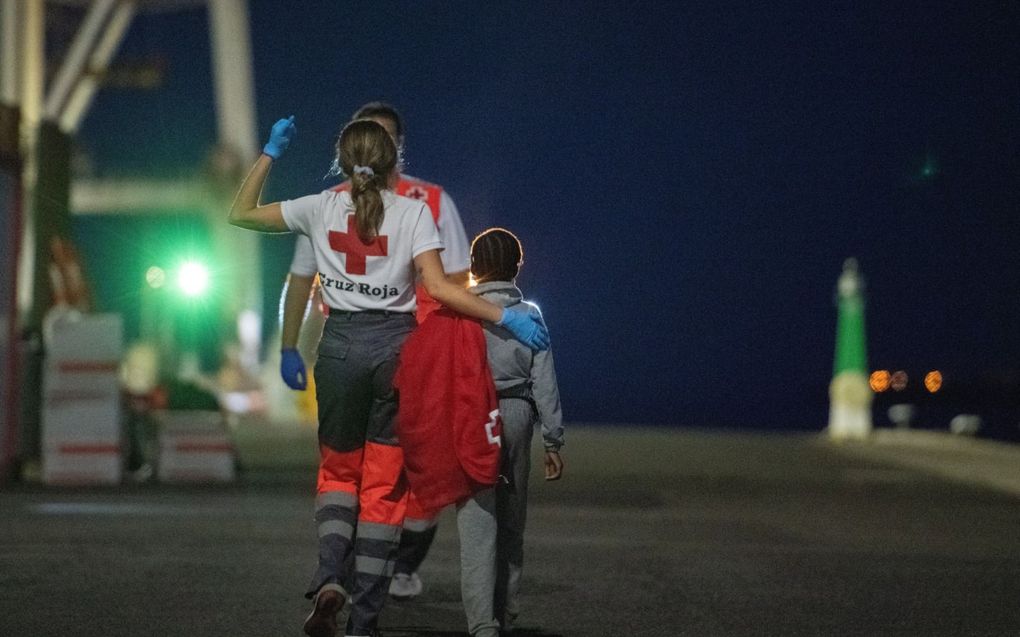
(1, 425, 1018, 636)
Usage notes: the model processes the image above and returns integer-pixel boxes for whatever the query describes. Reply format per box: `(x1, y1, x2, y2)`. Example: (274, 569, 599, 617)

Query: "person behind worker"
(457, 227, 564, 637)
(227, 116, 549, 637)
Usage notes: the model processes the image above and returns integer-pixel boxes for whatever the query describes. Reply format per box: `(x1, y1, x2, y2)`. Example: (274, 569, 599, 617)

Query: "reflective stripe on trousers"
(308, 441, 409, 635)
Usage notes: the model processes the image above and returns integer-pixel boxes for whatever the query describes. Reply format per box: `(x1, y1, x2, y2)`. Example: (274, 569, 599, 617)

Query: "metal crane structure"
(0, 0, 263, 479)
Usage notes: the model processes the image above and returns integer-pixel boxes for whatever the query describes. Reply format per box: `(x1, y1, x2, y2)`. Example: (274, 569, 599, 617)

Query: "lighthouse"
(828, 258, 873, 440)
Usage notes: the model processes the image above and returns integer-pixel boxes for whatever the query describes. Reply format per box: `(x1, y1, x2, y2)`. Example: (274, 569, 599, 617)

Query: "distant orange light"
(924, 370, 943, 393)
(869, 370, 891, 392)
(891, 370, 908, 391)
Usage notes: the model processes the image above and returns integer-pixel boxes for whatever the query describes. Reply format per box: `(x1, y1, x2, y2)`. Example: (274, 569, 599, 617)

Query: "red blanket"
(394, 308, 502, 513)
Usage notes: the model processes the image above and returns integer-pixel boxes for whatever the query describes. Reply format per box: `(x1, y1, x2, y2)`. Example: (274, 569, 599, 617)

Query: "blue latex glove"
(263, 116, 296, 160)
(280, 348, 307, 390)
(497, 308, 551, 351)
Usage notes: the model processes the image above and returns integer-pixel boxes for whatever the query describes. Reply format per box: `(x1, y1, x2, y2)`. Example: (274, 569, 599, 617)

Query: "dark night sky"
(74, 1, 1020, 428)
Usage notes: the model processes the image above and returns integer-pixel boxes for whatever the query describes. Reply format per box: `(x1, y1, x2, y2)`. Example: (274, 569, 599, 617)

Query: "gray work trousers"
(457, 396, 535, 637)
(307, 311, 416, 637)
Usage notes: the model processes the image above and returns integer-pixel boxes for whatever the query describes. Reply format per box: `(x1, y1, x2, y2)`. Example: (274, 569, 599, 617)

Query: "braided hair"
(470, 228, 523, 284)
(335, 119, 398, 242)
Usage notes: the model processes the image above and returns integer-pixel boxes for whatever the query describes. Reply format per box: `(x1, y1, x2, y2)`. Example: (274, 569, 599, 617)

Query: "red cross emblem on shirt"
(404, 185, 428, 201)
(328, 216, 388, 275)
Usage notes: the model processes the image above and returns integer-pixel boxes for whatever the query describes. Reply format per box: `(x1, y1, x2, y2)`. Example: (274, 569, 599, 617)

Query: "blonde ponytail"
(335, 119, 398, 242)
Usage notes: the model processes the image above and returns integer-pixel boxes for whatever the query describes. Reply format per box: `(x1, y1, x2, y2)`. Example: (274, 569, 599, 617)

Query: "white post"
(19, 0, 44, 133)
(16, 0, 45, 321)
(208, 0, 258, 161)
(207, 0, 262, 361)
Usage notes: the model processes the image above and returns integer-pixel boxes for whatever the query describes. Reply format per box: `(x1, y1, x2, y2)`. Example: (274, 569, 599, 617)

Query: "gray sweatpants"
(457, 396, 534, 637)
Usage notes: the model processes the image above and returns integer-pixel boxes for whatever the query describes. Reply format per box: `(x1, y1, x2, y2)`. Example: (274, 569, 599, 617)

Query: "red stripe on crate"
(174, 442, 234, 453)
(58, 443, 120, 454)
(57, 360, 120, 373)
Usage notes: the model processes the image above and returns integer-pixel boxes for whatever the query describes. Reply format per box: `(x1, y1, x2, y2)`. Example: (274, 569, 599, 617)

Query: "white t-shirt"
(289, 174, 469, 277)
(281, 189, 442, 313)
(431, 187, 470, 273)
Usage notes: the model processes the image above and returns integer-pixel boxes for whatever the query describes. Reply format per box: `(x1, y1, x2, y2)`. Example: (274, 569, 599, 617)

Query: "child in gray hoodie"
(457, 227, 564, 637)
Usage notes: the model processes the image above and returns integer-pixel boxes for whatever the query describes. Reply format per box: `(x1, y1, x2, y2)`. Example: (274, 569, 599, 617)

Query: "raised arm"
(227, 117, 295, 233)
(413, 249, 550, 350)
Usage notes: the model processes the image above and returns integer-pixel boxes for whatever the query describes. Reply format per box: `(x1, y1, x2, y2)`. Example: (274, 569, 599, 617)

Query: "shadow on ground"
(381, 628, 562, 637)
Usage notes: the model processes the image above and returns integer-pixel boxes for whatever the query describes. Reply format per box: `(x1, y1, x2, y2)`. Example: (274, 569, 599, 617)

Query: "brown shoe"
(303, 587, 344, 637)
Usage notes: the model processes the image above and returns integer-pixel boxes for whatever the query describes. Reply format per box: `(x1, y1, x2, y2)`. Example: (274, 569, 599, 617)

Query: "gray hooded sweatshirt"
(471, 281, 564, 450)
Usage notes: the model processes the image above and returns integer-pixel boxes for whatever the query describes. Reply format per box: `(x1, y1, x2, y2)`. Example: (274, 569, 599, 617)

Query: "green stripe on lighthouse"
(833, 258, 867, 376)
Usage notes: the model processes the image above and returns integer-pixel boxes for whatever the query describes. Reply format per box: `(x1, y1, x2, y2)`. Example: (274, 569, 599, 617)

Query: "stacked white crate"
(41, 312, 123, 485)
(157, 410, 236, 483)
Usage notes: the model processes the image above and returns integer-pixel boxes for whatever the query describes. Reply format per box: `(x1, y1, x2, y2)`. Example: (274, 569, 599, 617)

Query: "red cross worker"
(228, 116, 549, 637)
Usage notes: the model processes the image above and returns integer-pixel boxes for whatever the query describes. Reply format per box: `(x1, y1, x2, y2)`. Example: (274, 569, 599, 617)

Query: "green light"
(145, 266, 166, 289)
(177, 261, 209, 297)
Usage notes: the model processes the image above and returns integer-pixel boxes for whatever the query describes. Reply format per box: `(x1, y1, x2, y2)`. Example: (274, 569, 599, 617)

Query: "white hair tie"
(353, 165, 374, 176)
